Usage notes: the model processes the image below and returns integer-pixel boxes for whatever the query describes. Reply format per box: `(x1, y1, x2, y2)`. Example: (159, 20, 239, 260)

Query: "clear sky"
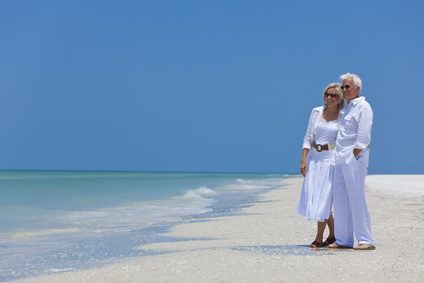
(1, 1, 423, 174)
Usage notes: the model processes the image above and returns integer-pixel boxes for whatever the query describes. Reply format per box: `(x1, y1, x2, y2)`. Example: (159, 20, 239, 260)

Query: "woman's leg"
(327, 215, 334, 237)
(311, 220, 327, 247)
(322, 215, 336, 246)
(315, 220, 327, 242)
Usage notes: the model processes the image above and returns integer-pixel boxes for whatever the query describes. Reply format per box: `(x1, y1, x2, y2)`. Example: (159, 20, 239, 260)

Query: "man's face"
(342, 78, 360, 103)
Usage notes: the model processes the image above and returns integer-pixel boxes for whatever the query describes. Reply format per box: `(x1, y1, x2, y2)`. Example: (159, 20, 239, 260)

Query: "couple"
(296, 72, 375, 250)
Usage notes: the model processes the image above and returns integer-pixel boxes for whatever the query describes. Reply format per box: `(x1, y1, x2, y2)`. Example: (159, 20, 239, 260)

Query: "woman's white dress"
(296, 106, 340, 222)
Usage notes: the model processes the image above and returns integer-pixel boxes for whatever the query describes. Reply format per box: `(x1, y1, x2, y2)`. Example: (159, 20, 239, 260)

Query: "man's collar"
(348, 96, 365, 105)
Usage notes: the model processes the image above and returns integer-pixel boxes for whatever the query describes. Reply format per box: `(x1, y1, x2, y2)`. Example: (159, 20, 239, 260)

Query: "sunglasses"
(340, 85, 351, 90)
(324, 93, 338, 98)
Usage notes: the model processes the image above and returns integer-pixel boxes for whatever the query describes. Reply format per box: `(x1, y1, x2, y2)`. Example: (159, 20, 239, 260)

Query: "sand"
(9, 174, 424, 282)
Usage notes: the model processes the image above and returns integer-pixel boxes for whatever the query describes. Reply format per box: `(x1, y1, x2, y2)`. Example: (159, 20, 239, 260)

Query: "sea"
(0, 171, 291, 282)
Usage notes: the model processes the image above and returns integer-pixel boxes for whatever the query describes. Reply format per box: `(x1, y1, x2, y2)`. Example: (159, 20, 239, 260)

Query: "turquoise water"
(0, 171, 289, 281)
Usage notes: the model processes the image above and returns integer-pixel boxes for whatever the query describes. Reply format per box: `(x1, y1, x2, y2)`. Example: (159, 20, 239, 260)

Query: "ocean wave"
(40, 194, 217, 236)
(233, 178, 285, 190)
(181, 186, 216, 199)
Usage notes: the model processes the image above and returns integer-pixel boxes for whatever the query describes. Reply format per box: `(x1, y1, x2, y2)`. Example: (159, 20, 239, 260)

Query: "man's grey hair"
(340, 72, 362, 92)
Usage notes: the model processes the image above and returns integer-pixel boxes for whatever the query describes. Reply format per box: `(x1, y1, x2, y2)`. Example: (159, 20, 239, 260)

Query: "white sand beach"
(10, 174, 424, 282)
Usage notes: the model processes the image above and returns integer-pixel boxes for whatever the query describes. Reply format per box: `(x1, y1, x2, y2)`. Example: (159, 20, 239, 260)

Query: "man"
(328, 72, 376, 250)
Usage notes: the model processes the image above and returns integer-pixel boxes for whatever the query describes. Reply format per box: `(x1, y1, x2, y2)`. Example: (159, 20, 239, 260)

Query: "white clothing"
(334, 96, 373, 165)
(296, 106, 340, 222)
(315, 118, 338, 145)
(302, 106, 343, 151)
(333, 96, 375, 247)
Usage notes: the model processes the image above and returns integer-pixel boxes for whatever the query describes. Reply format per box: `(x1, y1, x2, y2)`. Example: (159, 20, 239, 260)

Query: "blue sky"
(1, 1, 423, 174)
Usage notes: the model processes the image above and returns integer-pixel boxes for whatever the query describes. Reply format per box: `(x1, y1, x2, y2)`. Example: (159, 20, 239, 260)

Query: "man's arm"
(353, 106, 373, 157)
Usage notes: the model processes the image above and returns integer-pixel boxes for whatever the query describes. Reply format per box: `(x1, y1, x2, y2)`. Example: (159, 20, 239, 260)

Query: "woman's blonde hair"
(323, 83, 345, 109)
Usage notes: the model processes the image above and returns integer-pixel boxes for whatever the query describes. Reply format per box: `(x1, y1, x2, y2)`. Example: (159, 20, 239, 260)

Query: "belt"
(312, 142, 336, 152)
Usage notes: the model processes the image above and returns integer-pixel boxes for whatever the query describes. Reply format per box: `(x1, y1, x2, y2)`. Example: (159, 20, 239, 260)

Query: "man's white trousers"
(333, 151, 375, 247)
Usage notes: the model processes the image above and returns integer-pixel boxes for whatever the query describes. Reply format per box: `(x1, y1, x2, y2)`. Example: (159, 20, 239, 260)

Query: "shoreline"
(8, 174, 424, 282)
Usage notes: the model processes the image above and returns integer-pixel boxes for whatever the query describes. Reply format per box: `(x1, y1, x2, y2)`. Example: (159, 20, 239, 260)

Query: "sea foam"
(181, 186, 216, 199)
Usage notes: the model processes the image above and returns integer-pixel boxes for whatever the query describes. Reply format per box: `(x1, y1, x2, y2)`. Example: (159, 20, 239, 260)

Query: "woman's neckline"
(321, 116, 338, 123)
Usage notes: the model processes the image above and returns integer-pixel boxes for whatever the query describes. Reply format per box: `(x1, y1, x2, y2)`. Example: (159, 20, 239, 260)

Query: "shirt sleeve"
(354, 106, 373, 149)
(302, 109, 316, 149)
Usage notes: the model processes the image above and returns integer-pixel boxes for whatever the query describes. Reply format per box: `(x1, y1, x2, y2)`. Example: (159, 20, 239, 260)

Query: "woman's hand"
(300, 161, 307, 177)
(300, 149, 309, 177)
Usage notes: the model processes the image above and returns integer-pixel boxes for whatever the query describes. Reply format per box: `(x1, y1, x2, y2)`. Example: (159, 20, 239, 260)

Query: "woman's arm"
(300, 107, 319, 177)
(300, 148, 310, 177)
(303, 108, 320, 150)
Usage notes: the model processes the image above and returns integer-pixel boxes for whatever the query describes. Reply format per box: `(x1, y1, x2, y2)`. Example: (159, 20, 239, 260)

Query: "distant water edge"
(0, 170, 294, 282)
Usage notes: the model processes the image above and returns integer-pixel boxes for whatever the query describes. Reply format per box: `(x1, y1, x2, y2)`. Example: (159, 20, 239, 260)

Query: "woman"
(296, 83, 344, 248)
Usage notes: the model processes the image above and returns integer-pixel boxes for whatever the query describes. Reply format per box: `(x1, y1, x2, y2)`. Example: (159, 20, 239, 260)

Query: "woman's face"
(324, 87, 339, 108)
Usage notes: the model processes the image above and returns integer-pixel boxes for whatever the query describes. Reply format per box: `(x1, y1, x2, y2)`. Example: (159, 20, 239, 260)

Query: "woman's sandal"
(322, 236, 336, 246)
(310, 240, 323, 248)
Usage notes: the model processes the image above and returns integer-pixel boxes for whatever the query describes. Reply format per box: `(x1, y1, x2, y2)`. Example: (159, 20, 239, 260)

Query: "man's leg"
(341, 154, 375, 246)
(332, 165, 354, 247)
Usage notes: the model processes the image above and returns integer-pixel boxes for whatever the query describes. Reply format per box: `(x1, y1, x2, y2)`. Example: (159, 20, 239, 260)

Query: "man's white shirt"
(335, 96, 373, 165)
